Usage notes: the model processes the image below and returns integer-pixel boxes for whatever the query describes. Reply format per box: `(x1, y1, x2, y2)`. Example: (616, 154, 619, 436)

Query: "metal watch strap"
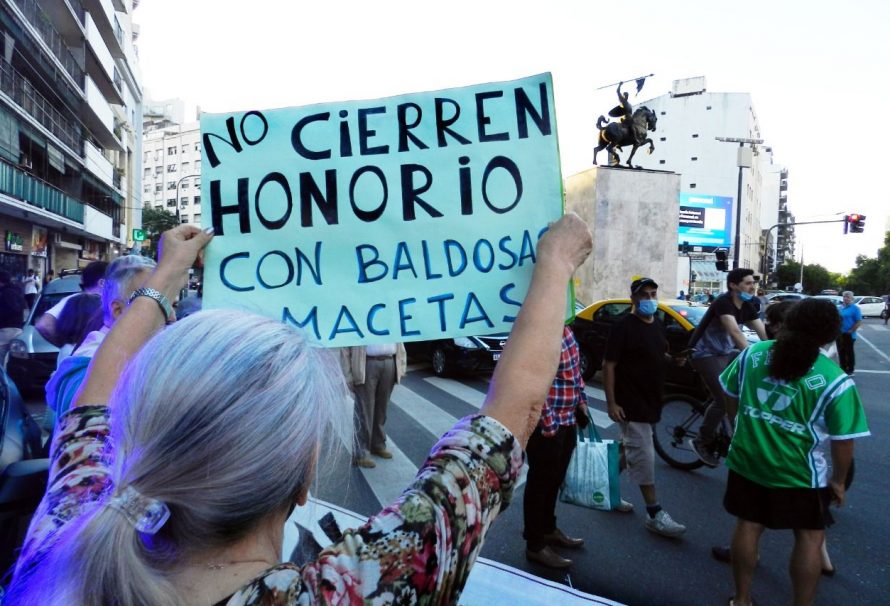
(129, 287, 174, 323)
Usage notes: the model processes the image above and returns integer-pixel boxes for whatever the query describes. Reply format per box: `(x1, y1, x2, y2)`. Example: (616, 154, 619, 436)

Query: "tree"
(773, 261, 839, 294)
(141, 208, 178, 259)
(845, 231, 890, 295)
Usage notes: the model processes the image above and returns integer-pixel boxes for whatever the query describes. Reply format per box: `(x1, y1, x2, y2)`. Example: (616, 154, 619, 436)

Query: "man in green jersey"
(718, 299, 869, 606)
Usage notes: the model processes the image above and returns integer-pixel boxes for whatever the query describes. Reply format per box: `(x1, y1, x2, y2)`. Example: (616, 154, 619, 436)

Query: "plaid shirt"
(538, 325, 588, 437)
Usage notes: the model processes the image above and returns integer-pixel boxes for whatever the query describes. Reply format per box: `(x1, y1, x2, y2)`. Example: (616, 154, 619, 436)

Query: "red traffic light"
(848, 213, 861, 222)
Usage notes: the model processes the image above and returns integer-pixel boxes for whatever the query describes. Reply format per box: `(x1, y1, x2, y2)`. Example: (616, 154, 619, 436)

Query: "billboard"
(678, 193, 732, 249)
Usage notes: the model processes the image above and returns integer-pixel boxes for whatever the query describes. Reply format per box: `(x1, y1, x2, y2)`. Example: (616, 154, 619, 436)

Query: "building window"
(659, 137, 666, 141)
(167, 198, 176, 207)
(167, 182, 177, 190)
(167, 164, 177, 173)
(181, 197, 189, 205)
(195, 142, 201, 152)
(706, 106, 712, 110)
(144, 184, 150, 193)
(692, 134, 699, 138)
(154, 150, 160, 161)
(155, 184, 162, 193)
(144, 168, 150, 177)
(143, 152, 150, 162)
(181, 216, 189, 224)
(194, 213, 201, 223)
(167, 146, 177, 155)
(194, 195, 201, 205)
(659, 160, 666, 165)
(182, 162, 190, 172)
(182, 144, 189, 153)
(691, 157, 698, 161)
(689, 183, 697, 189)
(154, 166, 162, 175)
(660, 111, 666, 116)
(181, 180, 189, 189)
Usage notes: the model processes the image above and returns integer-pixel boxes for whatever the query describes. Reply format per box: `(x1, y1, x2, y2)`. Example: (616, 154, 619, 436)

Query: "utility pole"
(715, 136, 764, 271)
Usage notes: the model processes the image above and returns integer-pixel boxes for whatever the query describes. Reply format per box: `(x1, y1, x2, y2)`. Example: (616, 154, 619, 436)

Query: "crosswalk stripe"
(424, 376, 487, 408)
(356, 440, 417, 508)
(391, 384, 459, 441)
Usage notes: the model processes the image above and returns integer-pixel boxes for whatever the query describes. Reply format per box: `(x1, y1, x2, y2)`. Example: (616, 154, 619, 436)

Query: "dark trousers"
(24, 293, 37, 310)
(836, 334, 856, 374)
(523, 424, 576, 551)
(691, 353, 736, 445)
(354, 356, 396, 457)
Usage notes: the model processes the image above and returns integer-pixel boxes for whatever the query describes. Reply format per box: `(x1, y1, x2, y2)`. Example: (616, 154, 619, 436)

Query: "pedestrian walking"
(340, 343, 407, 468)
(719, 299, 869, 606)
(836, 291, 862, 376)
(23, 269, 40, 311)
(523, 325, 592, 570)
(689, 268, 767, 467)
(603, 277, 686, 538)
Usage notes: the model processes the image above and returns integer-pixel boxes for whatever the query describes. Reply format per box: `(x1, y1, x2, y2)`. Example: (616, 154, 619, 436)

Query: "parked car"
(811, 295, 843, 309)
(571, 299, 708, 395)
(405, 334, 507, 377)
(767, 292, 809, 304)
(6, 275, 82, 394)
(853, 295, 885, 317)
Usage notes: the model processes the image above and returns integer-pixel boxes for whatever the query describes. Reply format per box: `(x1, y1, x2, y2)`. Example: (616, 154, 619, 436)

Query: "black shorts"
(723, 470, 834, 530)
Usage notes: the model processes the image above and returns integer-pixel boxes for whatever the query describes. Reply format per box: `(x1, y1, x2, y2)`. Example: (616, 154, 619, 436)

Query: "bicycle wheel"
(653, 393, 706, 470)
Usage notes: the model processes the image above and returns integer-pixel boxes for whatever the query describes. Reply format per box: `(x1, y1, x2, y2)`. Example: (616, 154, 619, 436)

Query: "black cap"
(631, 277, 658, 295)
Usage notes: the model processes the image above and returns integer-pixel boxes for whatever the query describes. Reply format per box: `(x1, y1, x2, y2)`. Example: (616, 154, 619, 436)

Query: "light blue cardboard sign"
(200, 73, 564, 346)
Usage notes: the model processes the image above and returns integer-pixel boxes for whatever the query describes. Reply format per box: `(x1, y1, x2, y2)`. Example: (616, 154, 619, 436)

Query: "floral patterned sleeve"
(235, 414, 522, 605)
(14, 406, 113, 572)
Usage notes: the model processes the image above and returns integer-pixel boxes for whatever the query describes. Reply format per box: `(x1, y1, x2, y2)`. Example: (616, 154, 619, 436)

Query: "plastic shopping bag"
(559, 424, 621, 511)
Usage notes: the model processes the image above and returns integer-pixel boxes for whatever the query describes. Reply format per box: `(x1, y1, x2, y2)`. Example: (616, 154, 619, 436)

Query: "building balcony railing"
(0, 158, 85, 223)
(67, 0, 86, 24)
(0, 58, 81, 152)
(11, 0, 85, 87)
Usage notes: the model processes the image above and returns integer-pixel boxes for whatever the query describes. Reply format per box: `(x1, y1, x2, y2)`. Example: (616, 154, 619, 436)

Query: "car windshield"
(670, 305, 707, 327)
(29, 292, 72, 324)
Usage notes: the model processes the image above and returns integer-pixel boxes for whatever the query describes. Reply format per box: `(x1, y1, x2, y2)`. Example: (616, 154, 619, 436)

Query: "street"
(22, 319, 888, 605)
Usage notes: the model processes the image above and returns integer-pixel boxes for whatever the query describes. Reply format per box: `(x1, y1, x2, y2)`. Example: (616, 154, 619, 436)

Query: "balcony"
(84, 13, 124, 105)
(10, 0, 85, 87)
(0, 158, 84, 223)
(83, 202, 114, 240)
(0, 59, 81, 152)
(83, 139, 114, 188)
(82, 75, 123, 151)
(82, 0, 124, 58)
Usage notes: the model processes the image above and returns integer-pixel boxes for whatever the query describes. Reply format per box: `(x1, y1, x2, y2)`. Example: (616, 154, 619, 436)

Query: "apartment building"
(0, 0, 142, 279)
(142, 106, 201, 225)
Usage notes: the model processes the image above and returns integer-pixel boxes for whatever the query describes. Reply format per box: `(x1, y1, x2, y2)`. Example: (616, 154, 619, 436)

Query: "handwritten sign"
(200, 73, 564, 346)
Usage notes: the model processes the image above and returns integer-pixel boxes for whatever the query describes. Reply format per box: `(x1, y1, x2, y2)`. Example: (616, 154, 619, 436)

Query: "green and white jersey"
(719, 340, 870, 489)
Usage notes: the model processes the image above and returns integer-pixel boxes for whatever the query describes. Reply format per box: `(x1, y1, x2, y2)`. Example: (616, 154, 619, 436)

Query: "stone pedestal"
(565, 166, 680, 304)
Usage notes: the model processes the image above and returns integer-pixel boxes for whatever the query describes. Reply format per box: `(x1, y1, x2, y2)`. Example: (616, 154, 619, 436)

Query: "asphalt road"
(20, 318, 889, 605)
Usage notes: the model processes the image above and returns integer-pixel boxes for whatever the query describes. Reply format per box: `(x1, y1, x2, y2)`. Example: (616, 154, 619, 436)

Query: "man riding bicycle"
(689, 268, 767, 467)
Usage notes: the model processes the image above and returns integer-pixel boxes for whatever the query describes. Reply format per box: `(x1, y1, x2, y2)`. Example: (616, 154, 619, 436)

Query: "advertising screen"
(678, 193, 732, 249)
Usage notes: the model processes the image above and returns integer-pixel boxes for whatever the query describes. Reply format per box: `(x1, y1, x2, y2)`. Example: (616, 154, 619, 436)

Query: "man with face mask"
(689, 268, 767, 467)
(603, 277, 687, 537)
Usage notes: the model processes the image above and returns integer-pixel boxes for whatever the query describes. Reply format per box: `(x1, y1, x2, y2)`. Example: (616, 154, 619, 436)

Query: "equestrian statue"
(593, 81, 657, 168)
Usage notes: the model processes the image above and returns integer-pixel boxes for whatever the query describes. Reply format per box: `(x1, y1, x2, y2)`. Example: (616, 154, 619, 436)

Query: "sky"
(133, 0, 890, 274)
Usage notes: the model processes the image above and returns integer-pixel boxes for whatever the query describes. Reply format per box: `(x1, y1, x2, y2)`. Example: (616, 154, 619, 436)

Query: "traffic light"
(845, 213, 866, 233)
(715, 249, 728, 272)
(681, 240, 690, 255)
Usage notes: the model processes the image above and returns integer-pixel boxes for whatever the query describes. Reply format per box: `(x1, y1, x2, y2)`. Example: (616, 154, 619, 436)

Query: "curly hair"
(769, 299, 841, 381)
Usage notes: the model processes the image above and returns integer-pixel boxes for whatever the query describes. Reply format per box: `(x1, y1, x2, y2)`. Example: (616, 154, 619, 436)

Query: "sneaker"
(645, 510, 686, 538)
(690, 438, 720, 468)
(614, 499, 634, 513)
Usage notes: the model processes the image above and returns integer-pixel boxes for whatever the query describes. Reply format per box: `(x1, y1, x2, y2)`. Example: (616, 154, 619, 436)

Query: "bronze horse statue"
(593, 107, 657, 168)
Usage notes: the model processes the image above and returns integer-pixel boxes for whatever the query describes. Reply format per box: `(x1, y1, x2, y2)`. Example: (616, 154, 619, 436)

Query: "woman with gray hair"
(6, 215, 592, 605)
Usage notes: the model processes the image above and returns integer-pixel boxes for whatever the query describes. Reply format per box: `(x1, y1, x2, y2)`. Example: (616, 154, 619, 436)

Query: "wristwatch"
(129, 287, 175, 324)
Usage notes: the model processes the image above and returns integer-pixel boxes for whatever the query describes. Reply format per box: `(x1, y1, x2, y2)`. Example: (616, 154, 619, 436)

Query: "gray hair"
(842, 291, 854, 298)
(102, 255, 157, 325)
(8, 310, 352, 605)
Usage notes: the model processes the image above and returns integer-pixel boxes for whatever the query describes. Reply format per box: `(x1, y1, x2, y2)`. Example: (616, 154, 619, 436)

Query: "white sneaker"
(645, 510, 686, 538)
(614, 499, 634, 513)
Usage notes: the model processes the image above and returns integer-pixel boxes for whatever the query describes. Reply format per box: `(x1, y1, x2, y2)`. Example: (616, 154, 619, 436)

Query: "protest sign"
(200, 73, 566, 346)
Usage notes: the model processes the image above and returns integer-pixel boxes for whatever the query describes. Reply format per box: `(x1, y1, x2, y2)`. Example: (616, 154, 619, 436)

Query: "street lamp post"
(174, 173, 200, 223)
(716, 136, 764, 270)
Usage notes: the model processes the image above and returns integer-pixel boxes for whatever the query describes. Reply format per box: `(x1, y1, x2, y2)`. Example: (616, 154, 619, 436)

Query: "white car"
(853, 296, 885, 317)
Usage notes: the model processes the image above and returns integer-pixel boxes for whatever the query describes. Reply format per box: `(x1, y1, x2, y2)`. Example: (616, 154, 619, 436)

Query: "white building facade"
(142, 118, 202, 225)
(630, 77, 782, 279)
(0, 0, 143, 277)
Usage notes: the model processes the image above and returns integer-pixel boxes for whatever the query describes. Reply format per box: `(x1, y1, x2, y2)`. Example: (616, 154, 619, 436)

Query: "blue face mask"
(637, 299, 658, 316)
(739, 291, 754, 302)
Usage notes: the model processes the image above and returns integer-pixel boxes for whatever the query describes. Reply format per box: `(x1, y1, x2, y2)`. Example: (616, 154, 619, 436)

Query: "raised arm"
(73, 226, 213, 407)
(480, 214, 592, 447)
